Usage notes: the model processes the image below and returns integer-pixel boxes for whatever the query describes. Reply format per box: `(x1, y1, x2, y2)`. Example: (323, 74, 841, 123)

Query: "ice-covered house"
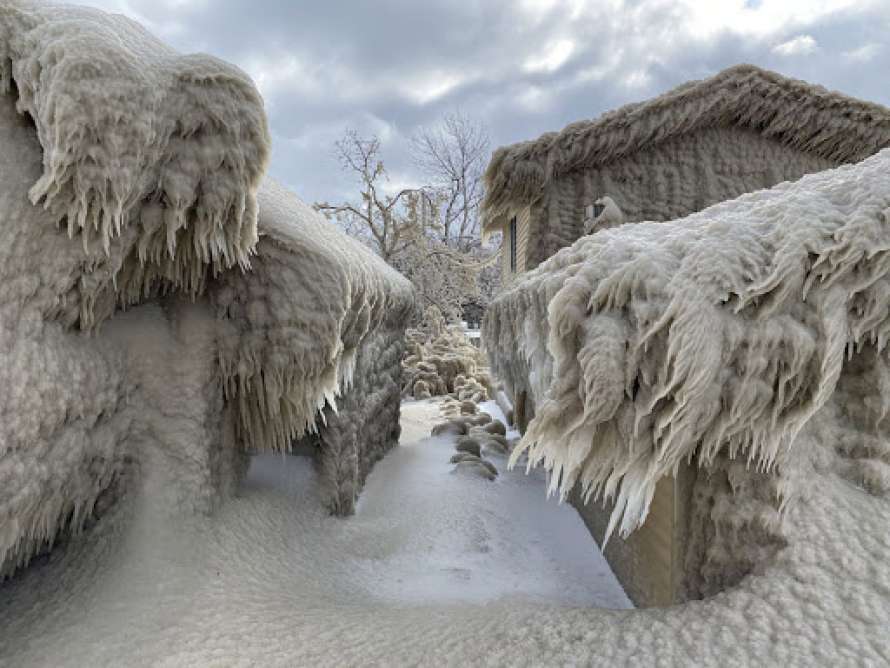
(483, 64, 890, 287)
(2, 4, 890, 664)
(0, 3, 412, 577)
(483, 67, 890, 607)
(484, 149, 890, 652)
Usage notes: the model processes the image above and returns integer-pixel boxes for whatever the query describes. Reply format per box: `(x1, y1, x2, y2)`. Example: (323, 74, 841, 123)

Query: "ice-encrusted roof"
(482, 64, 890, 231)
(0, 0, 271, 295)
(0, 0, 414, 574)
(219, 179, 413, 452)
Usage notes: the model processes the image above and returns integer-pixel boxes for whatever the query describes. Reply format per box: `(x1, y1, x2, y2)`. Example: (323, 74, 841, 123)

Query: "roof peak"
(482, 64, 890, 229)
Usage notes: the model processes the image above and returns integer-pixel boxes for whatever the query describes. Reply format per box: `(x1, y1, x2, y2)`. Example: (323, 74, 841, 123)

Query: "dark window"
(509, 216, 517, 273)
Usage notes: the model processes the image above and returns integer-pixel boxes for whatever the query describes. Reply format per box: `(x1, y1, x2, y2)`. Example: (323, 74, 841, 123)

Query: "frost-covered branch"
(317, 126, 496, 323)
(411, 111, 490, 252)
(315, 129, 436, 262)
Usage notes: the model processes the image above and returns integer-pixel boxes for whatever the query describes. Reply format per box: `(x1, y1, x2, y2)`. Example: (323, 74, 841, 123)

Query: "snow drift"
(0, 1, 412, 576)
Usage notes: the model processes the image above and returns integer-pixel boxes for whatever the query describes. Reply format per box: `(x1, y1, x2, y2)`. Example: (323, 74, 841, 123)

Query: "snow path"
(0, 399, 629, 667)
(352, 399, 630, 606)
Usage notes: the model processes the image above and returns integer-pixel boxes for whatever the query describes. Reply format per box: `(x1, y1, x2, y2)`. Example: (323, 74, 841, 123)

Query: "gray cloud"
(87, 0, 890, 204)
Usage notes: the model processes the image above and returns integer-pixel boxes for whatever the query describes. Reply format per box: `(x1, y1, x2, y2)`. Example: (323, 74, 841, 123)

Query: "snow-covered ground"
(0, 399, 629, 667)
(353, 399, 630, 607)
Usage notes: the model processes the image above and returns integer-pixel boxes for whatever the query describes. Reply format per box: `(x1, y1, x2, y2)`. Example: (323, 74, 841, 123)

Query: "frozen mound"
(433, 409, 510, 479)
(402, 323, 491, 401)
(0, 2, 411, 576)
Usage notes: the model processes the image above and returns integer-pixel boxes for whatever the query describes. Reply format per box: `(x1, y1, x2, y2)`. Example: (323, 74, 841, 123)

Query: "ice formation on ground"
(402, 316, 491, 401)
(432, 399, 515, 481)
(0, 1, 411, 576)
(3, 395, 887, 665)
(0, 400, 634, 666)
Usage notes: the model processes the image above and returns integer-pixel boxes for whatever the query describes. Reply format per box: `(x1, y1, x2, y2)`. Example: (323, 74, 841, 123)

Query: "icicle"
(498, 147, 890, 538)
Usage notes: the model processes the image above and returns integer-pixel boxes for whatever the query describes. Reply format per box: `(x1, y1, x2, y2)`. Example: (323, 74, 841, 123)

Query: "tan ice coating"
(1, 2, 889, 666)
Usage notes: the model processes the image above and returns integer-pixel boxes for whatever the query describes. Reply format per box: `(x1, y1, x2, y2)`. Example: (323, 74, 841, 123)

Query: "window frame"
(509, 215, 517, 273)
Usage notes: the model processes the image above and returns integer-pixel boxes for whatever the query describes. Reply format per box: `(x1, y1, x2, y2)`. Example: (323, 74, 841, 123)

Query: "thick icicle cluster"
(486, 148, 890, 540)
(309, 325, 406, 514)
(0, 2, 269, 324)
(214, 180, 413, 453)
(0, 2, 412, 576)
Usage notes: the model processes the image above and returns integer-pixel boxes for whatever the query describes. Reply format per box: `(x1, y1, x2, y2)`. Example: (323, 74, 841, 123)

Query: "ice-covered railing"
(485, 148, 890, 540)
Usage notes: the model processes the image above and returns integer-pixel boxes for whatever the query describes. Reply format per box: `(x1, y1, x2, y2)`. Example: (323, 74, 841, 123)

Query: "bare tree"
(390, 236, 478, 322)
(317, 124, 497, 324)
(316, 130, 434, 262)
(411, 111, 490, 252)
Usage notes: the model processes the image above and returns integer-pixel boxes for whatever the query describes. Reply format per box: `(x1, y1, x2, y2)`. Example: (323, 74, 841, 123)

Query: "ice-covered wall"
(483, 64, 890, 229)
(485, 148, 890, 597)
(0, 2, 412, 576)
(309, 326, 405, 514)
(529, 126, 837, 267)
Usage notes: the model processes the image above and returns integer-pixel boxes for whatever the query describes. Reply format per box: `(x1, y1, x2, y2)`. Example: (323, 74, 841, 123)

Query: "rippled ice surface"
(0, 400, 630, 666)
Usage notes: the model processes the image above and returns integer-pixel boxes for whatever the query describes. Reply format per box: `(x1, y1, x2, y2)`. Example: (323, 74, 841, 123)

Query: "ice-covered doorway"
(0, 398, 630, 666)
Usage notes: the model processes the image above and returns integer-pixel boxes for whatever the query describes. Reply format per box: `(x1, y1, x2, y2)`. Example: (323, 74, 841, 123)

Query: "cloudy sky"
(85, 0, 890, 205)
